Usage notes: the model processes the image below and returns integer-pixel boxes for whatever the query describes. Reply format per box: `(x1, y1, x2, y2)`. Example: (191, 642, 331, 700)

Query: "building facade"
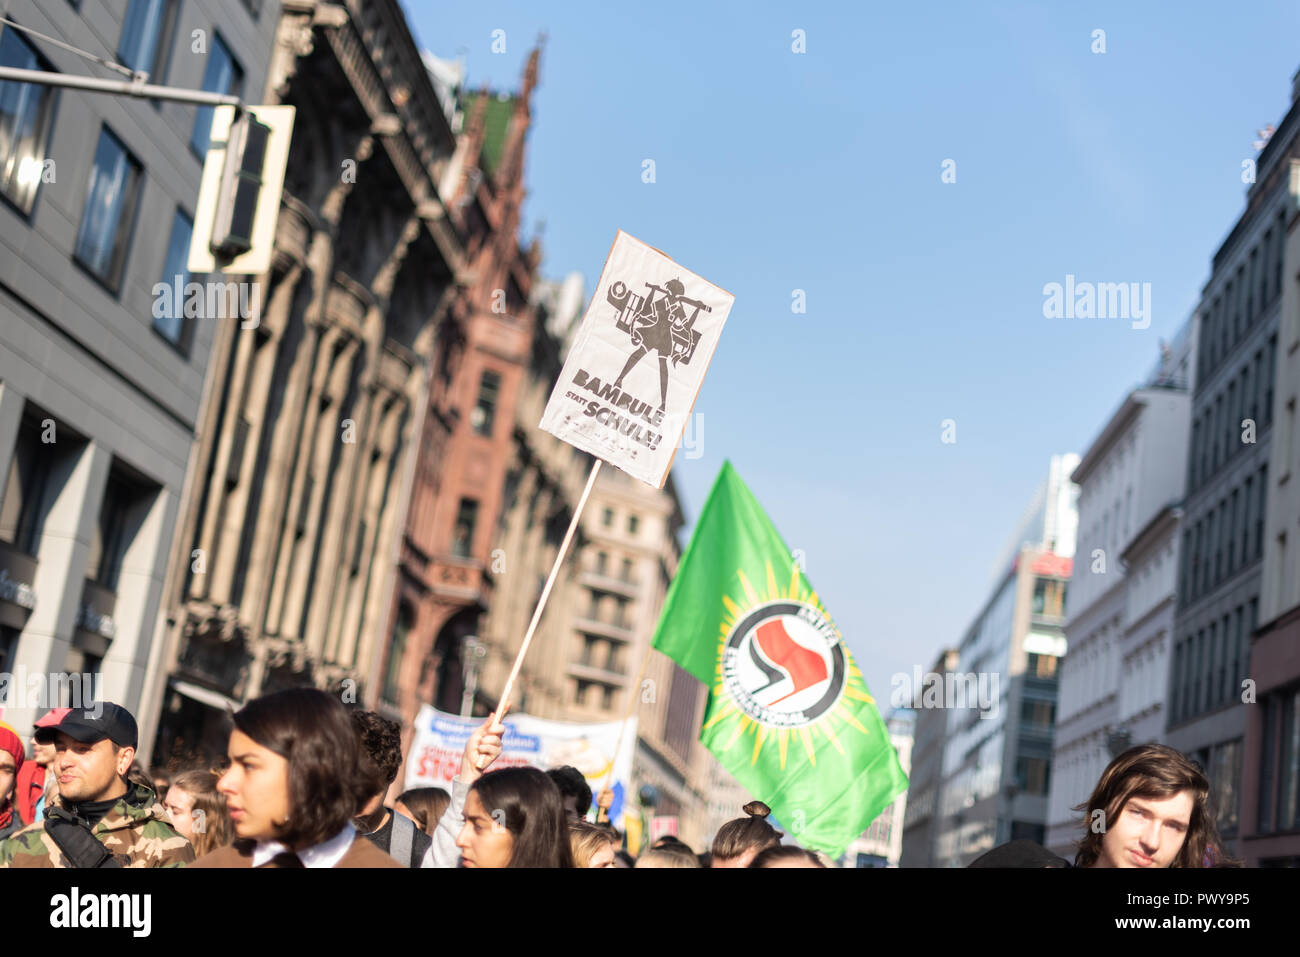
(146, 0, 468, 763)
(374, 45, 544, 737)
(1241, 85, 1300, 866)
(900, 648, 958, 867)
(1045, 332, 1194, 858)
(0, 0, 278, 739)
(934, 454, 1078, 866)
(1167, 72, 1297, 858)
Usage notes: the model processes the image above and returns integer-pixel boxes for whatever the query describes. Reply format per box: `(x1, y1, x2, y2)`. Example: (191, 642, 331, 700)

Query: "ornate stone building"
(371, 45, 545, 732)
(143, 0, 471, 762)
(459, 274, 593, 722)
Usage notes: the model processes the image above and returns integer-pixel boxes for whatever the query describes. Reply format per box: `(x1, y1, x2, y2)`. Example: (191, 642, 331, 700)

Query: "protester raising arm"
(422, 709, 507, 868)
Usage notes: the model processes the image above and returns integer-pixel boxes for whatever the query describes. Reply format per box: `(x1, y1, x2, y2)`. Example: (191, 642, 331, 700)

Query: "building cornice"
(1120, 503, 1183, 566)
(1072, 391, 1151, 485)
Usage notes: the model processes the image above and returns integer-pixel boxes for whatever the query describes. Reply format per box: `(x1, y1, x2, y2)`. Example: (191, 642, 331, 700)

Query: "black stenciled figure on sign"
(607, 277, 709, 411)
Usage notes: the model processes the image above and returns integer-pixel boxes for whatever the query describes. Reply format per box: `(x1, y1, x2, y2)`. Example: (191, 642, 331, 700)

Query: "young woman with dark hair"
(191, 688, 401, 868)
(710, 800, 783, 867)
(456, 766, 573, 868)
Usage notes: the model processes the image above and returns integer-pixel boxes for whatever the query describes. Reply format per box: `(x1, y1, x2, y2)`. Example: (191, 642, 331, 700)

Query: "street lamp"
(460, 635, 487, 717)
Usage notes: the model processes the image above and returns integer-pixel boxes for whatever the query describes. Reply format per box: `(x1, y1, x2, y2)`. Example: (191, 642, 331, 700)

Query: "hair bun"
(742, 800, 771, 819)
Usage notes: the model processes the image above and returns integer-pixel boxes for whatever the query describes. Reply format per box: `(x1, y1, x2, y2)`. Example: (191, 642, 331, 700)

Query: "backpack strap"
(389, 810, 414, 867)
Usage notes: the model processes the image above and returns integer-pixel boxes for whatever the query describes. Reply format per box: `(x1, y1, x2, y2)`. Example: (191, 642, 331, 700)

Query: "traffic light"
(189, 104, 296, 275)
(211, 111, 269, 257)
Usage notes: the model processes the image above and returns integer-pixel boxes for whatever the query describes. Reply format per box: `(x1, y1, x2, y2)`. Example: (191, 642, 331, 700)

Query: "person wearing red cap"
(0, 721, 25, 841)
(13, 708, 66, 826)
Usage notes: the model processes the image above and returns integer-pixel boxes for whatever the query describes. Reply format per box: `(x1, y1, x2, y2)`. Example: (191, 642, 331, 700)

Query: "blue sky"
(403, 0, 1300, 702)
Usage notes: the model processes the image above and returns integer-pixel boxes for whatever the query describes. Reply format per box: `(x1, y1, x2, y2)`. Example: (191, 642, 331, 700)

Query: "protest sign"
(539, 230, 734, 488)
(405, 704, 638, 829)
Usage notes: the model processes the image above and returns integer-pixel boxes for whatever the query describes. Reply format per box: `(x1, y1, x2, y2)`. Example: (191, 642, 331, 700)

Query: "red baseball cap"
(32, 708, 74, 743)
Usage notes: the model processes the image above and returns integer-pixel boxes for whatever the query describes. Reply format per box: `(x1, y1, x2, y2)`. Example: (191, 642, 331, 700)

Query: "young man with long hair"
(1074, 743, 1231, 868)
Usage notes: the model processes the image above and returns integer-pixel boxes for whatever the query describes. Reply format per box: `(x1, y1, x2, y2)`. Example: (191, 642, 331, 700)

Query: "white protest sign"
(539, 230, 734, 487)
(404, 705, 638, 829)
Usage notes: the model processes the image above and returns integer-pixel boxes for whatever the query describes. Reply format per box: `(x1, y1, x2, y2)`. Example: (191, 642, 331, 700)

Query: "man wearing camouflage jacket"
(0, 702, 193, 868)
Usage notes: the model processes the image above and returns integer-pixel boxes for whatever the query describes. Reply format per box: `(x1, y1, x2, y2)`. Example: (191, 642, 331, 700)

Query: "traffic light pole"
(0, 66, 243, 110)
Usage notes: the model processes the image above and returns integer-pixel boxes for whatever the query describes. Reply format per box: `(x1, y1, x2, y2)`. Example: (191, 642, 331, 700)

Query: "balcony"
(430, 555, 486, 601)
(74, 579, 117, 658)
(567, 661, 628, 686)
(573, 616, 635, 643)
(579, 569, 639, 599)
(0, 538, 38, 630)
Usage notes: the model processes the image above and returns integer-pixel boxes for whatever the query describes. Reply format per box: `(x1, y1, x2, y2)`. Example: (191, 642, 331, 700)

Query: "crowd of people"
(0, 689, 1238, 868)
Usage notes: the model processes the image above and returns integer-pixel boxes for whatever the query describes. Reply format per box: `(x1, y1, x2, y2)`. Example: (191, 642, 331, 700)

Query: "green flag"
(652, 460, 907, 858)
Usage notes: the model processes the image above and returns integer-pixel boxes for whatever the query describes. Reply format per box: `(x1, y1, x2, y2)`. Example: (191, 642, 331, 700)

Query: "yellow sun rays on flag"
(708, 560, 875, 771)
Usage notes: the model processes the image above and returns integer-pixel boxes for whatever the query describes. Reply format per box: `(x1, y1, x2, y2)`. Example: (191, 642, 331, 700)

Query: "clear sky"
(402, 0, 1300, 703)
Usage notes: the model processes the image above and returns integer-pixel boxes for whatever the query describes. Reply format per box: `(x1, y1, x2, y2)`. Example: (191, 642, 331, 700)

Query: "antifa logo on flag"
(722, 600, 846, 728)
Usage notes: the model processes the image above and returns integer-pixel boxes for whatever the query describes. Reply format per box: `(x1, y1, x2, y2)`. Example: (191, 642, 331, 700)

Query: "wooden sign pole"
(479, 458, 603, 767)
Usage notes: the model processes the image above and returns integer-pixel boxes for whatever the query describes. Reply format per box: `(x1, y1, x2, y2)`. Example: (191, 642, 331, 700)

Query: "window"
(118, 0, 177, 82)
(383, 605, 412, 705)
(0, 626, 18, 674)
(594, 551, 608, 576)
(0, 27, 57, 213)
(87, 471, 137, 591)
(1257, 465, 1268, 561)
(1291, 277, 1300, 348)
(1208, 739, 1242, 836)
(154, 208, 194, 348)
(627, 514, 639, 536)
(602, 508, 613, 527)
(574, 679, 591, 707)
(1278, 689, 1300, 831)
(1265, 335, 1277, 427)
(1032, 578, 1065, 618)
(1016, 757, 1050, 795)
(1021, 699, 1054, 728)
(451, 498, 478, 559)
(74, 127, 143, 291)
(470, 370, 500, 437)
(0, 409, 58, 554)
(191, 34, 243, 156)
(1026, 653, 1057, 679)
(1171, 642, 1183, 722)
(1227, 490, 1238, 573)
(1258, 694, 1279, 833)
(620, 558, 634, 583)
